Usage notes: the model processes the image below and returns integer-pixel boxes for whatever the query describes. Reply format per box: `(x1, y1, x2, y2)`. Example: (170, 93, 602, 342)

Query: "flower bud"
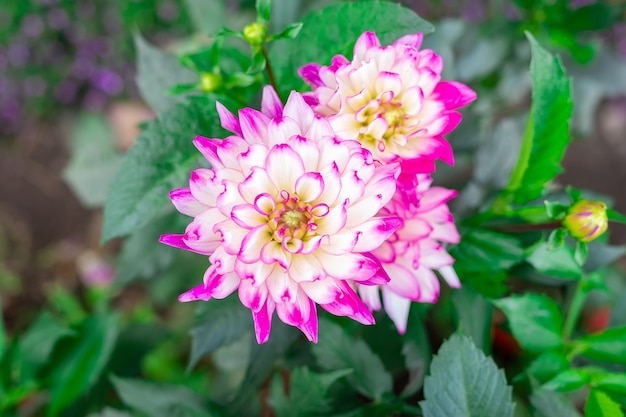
(563, 200, 608, 242)
(200, 72, 222, 92)
(243, 22, 267, 46)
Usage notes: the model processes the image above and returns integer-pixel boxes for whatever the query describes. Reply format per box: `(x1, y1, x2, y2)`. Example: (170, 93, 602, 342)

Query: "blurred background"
(0, 0, 625, 411)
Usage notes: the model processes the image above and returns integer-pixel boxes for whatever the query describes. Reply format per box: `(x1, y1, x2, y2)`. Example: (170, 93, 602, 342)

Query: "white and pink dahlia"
(358, 174, 461, 333)
(160, 88, 402, 343)
(299, 31, 476, 175)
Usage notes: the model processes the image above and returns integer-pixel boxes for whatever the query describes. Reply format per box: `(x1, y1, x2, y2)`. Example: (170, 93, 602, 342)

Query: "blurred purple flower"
(47, 8, 69, 31)
(21, 14, 44, 38)
(91, 69, 123, 95)
(54, 80, 79, 103)
(83, 89, 107, 111)
(7, 44, 29, 68)
(77, 251, 116, 288)
(71, 57, 96, 79)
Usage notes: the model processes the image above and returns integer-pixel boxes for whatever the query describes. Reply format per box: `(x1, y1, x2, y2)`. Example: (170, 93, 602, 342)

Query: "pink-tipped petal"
(216, 102, 242, 136)
(261, 85, 284, 119)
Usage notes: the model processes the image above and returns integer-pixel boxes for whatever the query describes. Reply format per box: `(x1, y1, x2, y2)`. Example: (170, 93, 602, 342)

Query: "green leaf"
(530, 388, 582, 417)
(0, 296, 5, 359)
(87, 408, 134, 417)
(420, 334, 515, 417)
(230, 322, 299, 415)
(545, 201, 568, 219)
(543, 369, 589, 392)
(101, 97, 222, 243)
(547, 228, 567, 249)
(607, 208, 626, 224)
(188, 296, 252, 370)
(115, 212, 185, 285)
(256, 0, 272, 23)
(452, 285, 493, 354)
(47, 314, 119, 417)
(269, 367, 351, 417)
(525, 350, 569, 384)
(594, 373, 626, 396)
(135, 33, 197, 114)
(312, 318, 392, 401)
(111, 375, 221, 417)
(400, 307, 432, 397)
(584, 389, 624, 417)
(578, 326, 626, 364)
(269, 2, 434, 96)
(503, 33, 573, 205)
(18, 312, 74, 381)
(247, 48, 266, 74)
(450, 228, 525, 272)
(493, 294, 563, 353)
(62, 114, 123, 208)
(183, 0, 226, 34)
(527, 241, 583, 279)
(270, 22, 303, 41)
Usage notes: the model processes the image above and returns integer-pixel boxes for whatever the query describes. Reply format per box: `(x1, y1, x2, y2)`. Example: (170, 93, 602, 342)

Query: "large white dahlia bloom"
(160, 87, 402, 343)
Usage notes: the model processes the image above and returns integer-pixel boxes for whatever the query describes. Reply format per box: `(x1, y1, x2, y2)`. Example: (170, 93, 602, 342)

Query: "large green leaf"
(493, 294, 563, 354)
(188, 296, 253, 370)
(135, 33, 197, 114)
(584, 389, 624, 417)
(452, 286, 493, 354)
(47, 314, 119, 417)
(269, 1, 434, 96)
(111, 375, 222, 417)
(420, 334, 515, 417)
(101, 97, 221, 243)
(450, 228, 525, 272)
(183, 0, 225, 34)
(62, 113, 123, 208)
(578, 326, 626, 364)
(527, 242, 583, 280)
(503, 33, 573, 205)
(312, 318, 392, 401)
(269, 367, 352, 417)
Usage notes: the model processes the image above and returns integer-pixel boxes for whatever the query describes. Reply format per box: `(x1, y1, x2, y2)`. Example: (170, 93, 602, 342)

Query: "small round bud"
(200, 73, 222, 92)
(563, 200, 608, 242)
(243, 22, 267, 46)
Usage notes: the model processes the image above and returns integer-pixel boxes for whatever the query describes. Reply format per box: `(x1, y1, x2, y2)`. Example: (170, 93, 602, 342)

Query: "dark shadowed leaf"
(450, 228, 525, 272)
(269, 2, 433, 96)
(452, 286, 493, 354)
(493, 294, 563, 354)
(111, 375, 223, 417)
(188, 296, 253, 370)
(312, 318, 392, 401)
(421, 334, 515, 417)
(269, 367, 351, 417)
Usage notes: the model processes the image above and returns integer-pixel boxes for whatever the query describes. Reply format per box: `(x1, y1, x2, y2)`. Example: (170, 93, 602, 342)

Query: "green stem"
(562, 275, 588, 342)
(261, 46, 279, 95)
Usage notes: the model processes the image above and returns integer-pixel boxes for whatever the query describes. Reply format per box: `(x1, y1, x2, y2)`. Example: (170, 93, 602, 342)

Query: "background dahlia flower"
(160, 87, 402, 343)
(299, 31, 477, 175)
(358, 174, 460, 333)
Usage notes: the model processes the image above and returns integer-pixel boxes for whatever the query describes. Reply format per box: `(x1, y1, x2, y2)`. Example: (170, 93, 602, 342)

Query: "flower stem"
(562, 275, 588, 342)
(261, 46, 279, 95)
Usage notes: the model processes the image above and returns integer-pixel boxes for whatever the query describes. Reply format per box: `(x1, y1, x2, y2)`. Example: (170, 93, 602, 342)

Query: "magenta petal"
(433, 81, 477, 108)
(193, 136, 222, 166)
(170, 188, 206, 217)
(216, 101, 242, 136)
(261, 85, 284, 119)
(178, 283, 213, 302)
(358, 252, 391, 285)
(239, 108, 270, 144)
(354, 31, 380, 60)
(252, 297, 275, 344)
(321, 281, 375, 325)
(298, 63, 323, 88)
(159, 234, 212, 256)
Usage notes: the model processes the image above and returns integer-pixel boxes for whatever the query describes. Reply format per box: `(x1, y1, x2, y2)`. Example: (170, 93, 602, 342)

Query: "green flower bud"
(563, 200, 608, 242)
(243, 22, 267, 46)
(200, 73, 222, 92)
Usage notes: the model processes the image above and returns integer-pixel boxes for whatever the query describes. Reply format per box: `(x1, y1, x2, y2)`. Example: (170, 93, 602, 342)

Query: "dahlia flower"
(563, 199, 608, 243)
(358, 174, 461, 333)
(160, 87, 402, 343)
(299, 31, 476, 175)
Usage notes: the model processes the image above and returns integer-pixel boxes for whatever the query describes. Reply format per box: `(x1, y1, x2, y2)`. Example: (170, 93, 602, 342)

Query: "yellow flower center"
(281, 209, 306, 229)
